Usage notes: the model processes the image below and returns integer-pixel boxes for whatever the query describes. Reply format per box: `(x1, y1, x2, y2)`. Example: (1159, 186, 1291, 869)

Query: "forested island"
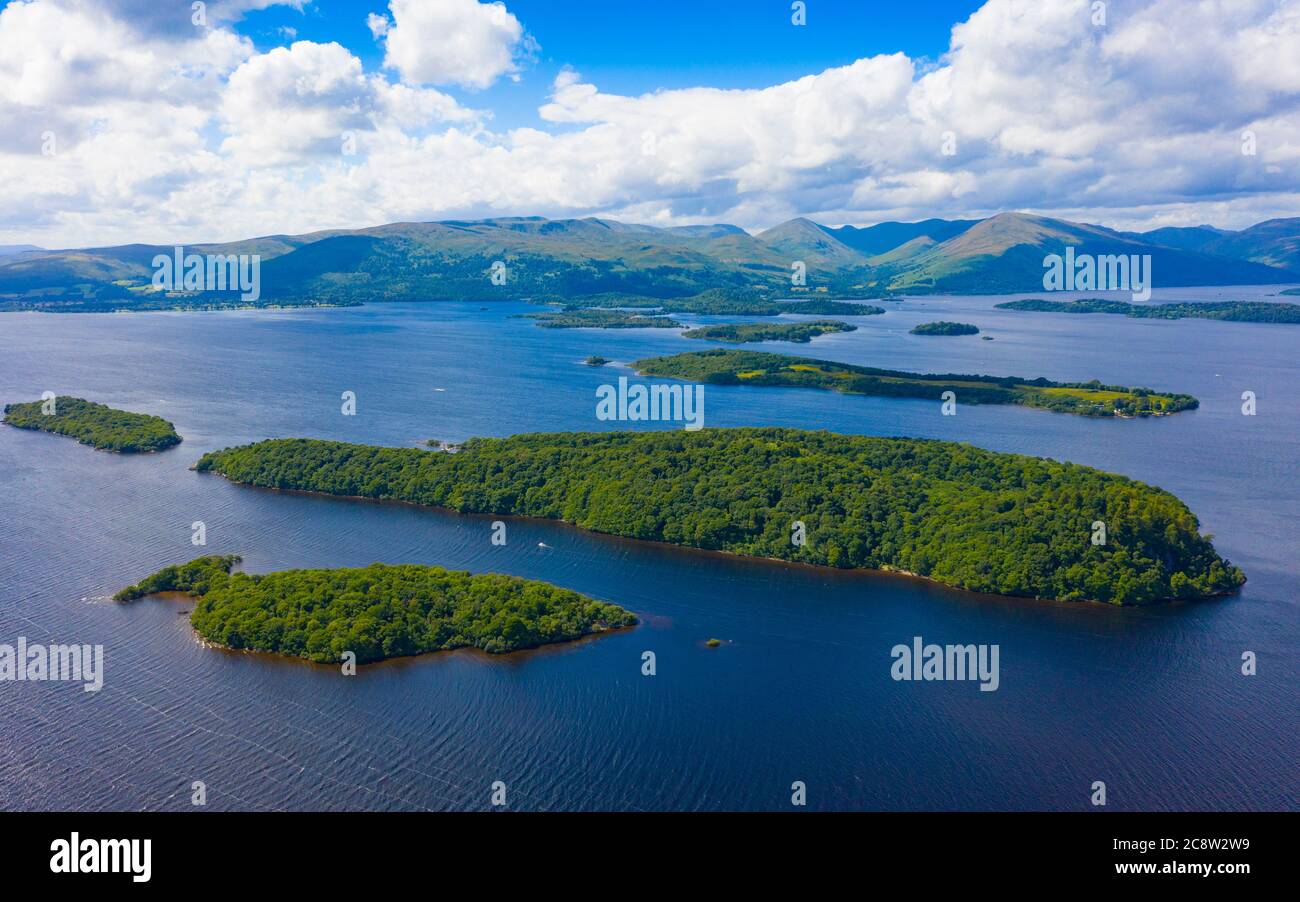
(115, 555, 636, 663)
(537, 287, 887, 317)
(195, 429, 1244, 604)
(682, 320, 857, 343)
(2, 396, 181, 452)
(910, 321, 980, 336)
(523, 309, 680, 328)
(634, 350, 1197, 418)
(995, 299, 1300, 323)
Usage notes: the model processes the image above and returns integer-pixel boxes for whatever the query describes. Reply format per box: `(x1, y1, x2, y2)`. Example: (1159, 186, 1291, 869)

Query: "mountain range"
(2, 212, 1297, 310)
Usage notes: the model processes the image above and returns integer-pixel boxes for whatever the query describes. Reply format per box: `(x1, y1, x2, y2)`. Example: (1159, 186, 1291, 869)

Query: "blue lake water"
(0, 287, 1296, 811)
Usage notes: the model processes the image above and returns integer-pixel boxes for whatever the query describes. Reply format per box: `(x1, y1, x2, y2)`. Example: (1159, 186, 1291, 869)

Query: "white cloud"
(1, 0, 1298, 247)
(218, 40, 478, 166)
(0, 0, 250, 236)
(375, 0, 534, 89)
(366, 12, 390, 39)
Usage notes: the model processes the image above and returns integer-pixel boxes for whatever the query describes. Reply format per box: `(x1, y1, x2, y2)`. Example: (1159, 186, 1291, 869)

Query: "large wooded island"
(194, 428, 1244, 605)
(634, 349, 1197, 418)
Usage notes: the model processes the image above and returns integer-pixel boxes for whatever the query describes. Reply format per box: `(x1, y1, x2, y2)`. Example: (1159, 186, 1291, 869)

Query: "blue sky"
(0, 0, 1296, 246)
(238, 0, 985, 129)
(242, 1, 984, 78)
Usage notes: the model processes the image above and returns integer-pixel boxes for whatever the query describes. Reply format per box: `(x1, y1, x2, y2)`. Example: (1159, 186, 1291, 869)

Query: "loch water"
(0, 287, 1295, 810)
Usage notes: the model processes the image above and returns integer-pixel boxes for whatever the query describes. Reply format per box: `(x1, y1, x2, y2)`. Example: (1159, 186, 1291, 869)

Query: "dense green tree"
(195, 429, 1244, 604)
(682, 320, 861, 343)
(3, 397, 181, 452)
(910, 321, 980, 335)
(116, 556, 636, 663)
(523, 309, 681, 328)
(633, 350, 1198, 417)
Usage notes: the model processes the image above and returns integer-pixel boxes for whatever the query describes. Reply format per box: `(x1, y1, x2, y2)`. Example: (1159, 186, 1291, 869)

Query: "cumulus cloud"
(218, 40, 478, 165)
(85, 0, 302, 37)
(0, 0, 251, 236)
(373, 0, 535, 89)
(0, 0, 1298, 247)
(366, 12, 390, 39)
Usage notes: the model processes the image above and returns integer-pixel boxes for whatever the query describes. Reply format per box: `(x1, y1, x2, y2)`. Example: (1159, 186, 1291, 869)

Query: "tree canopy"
(682, 320, 859, 343)
(910, 321, 980, 335)
(116, 556, 636, 663)
(3, 396, 181, 452)
(196, 429, 1244, 604)
(633, 349, 1197, 418)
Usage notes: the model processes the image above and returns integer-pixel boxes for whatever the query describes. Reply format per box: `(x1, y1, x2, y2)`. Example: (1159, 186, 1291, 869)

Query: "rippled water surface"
(1, 287, 1296, 810)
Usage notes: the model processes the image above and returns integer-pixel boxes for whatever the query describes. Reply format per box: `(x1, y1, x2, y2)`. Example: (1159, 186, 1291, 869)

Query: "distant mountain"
(1130, 225, 1228, 254)
(0, 217, 796, 308)
(1133, 218, 1300, 272)
(887, 212, 1296, 293)
(753, 217, 866, 268)
(2, 211, 1295, 310)
(594, 220, 748, 240)
(823, 218, 978, 256)
(1198, 218, 1300, 272)
(0, 244, 42, 256)
(867, 235, 940, 266)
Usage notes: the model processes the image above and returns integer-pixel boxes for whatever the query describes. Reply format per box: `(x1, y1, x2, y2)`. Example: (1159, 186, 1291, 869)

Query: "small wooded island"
(115, 555, 636, 663)
(2, 396, 181, 452)
(633, 349, 1197, 418)
(195, 428, 1244, 604)
(682, 320, 858, 343)
(995, 299, 1300, 323)
(524, 309, 680, 328)
(910, 321, 980, 336)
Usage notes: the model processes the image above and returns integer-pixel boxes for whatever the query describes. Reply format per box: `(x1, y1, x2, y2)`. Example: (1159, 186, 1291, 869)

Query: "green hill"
(884, 212, 1293, 293)
(4, 212, 1296, 310)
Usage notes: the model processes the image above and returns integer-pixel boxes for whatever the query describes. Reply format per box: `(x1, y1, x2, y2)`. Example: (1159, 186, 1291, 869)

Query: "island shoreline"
(136, 589, 639, 669)
(193, 467, 1244, 607)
